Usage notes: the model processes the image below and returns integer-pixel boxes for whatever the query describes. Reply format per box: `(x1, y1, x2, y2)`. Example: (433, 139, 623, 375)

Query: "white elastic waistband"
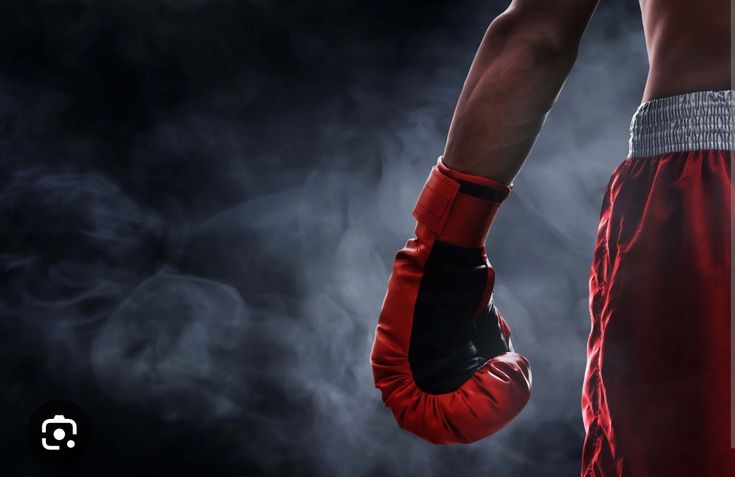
(629, 90, 734, 158)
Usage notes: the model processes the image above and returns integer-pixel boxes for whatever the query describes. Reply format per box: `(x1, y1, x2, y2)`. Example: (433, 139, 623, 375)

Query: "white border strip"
(730, 1, 734, 449)
(629, 90, 735, 158)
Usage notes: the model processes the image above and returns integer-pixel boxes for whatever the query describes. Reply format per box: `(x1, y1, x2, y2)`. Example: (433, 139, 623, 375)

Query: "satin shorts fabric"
(582, 91, 735, 476)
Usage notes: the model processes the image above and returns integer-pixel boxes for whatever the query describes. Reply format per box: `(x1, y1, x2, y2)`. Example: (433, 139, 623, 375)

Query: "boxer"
(370, 1, 732, 474)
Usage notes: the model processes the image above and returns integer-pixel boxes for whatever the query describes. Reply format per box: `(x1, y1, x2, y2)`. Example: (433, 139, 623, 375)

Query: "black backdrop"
(1, 1, 647, 475)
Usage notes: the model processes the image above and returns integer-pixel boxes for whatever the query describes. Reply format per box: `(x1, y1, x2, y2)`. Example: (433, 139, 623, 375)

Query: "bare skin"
(641, 0, 731, 101)
(443, 0, 731, 183)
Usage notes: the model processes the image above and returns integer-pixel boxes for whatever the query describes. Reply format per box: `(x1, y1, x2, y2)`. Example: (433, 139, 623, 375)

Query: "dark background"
(0, 1, 647, 475)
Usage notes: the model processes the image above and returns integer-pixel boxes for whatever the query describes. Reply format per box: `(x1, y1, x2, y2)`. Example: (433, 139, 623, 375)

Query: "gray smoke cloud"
(0, 2, 647, 475)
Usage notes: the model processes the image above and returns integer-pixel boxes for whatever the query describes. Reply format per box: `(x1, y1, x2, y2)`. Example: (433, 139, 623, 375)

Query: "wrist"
(412, 157, 511, 248)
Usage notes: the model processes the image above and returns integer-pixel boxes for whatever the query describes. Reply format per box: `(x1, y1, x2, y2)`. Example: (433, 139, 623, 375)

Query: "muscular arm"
(370, 2, 599, 444)
(444, 0, 599, 183)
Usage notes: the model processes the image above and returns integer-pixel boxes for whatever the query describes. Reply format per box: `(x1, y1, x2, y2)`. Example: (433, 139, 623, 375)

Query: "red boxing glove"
(370, 158, 532, 444)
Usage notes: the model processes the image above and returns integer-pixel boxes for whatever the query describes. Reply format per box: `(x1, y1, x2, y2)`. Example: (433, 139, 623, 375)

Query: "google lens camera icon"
(28, 400, 88, 460)
(41, 414, 77, 450)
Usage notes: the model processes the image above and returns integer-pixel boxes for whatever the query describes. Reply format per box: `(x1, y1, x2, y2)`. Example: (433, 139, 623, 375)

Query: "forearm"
(444, 1, 598, 183)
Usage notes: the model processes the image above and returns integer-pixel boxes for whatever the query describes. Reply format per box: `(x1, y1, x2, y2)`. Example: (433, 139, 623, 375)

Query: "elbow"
(482, 7, 583, 72)
(528, 32, 580, 73)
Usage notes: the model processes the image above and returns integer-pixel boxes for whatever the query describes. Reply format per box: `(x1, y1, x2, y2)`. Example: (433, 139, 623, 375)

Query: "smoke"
(0, 1, 647, 475)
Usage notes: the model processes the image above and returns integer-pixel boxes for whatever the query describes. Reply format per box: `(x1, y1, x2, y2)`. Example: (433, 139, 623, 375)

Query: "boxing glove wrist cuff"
(412, 157, 511, 248)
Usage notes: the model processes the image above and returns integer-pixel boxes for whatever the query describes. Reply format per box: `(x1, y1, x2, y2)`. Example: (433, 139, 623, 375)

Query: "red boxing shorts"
(581, 90, 735, 476)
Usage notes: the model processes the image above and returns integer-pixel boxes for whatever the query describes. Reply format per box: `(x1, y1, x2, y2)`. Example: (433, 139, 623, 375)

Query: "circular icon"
(27, 400, 91, 462)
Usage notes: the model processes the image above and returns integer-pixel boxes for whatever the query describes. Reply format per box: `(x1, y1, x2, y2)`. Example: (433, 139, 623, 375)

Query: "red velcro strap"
(413, 166, 461, 236)
(412, 159, 510, 248)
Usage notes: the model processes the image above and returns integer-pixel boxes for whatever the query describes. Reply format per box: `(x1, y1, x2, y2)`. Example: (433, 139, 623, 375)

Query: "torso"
(639, 0, 730, 101)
